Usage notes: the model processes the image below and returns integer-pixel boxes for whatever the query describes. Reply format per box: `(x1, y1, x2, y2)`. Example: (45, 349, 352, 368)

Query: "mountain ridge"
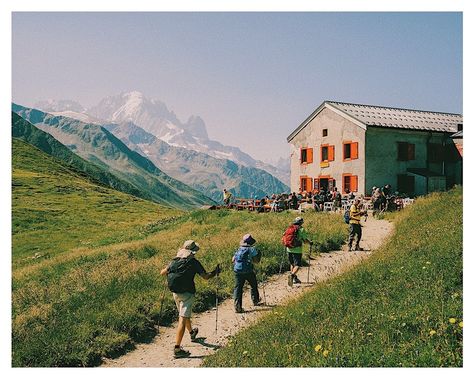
(12, 104, 214, 209)
(33, 91, 290, 185)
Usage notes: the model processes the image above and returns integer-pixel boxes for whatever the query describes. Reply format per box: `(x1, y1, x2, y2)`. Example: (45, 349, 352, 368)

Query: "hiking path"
(103, 215, 393, 368)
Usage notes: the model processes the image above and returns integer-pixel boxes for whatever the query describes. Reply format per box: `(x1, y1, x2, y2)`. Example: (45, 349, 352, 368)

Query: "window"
(320, 144, 335, 162)
(343, 141, 358, 161)
(428, 143, 443, 163)
(342, 174, 358, 193)
(300, 147, 313, 164)
(397, 142, 415, 161)
(397, 174, 415, 194)
(300, 176, 313, 192)
(322, 129, 328, 137)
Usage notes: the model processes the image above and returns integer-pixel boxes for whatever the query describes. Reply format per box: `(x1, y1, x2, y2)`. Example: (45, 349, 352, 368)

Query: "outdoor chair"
(323, 202, 334, 212)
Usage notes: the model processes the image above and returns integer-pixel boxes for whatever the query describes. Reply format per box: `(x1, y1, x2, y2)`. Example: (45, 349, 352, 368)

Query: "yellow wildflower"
(314, 344, 322, 352)
(459, 321, 463, 328)
(429, 330, 436, 336)
(243, 350, 249, 356)
(323, 350, 329, 357)
(449, 318, 456, 324)
(367, 333, 373, 336)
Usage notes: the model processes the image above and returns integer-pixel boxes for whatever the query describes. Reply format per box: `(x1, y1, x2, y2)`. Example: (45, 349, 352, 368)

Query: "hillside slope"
(204, 188, 463, 367)
(12, 112, 148, 201)
(12, 137, 180, 266)
(12, 104, 213, 209)
(105, 121, 289, 202)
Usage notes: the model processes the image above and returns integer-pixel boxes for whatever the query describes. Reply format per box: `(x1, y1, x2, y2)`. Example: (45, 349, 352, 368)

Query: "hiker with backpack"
(347, 198, 367, 251)
(160, 240, 221, 358)
(282, 217, 313, 286)
(232, 234, 262, 313)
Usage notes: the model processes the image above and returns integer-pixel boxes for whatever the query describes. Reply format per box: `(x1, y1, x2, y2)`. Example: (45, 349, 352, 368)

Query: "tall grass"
(12, 139, 180, 269)
(13, 204, 346, 366)
(203, 187, 463, 367)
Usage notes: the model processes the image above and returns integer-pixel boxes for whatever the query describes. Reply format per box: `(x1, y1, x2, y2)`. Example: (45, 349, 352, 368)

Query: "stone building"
(287, 101, 462, 196)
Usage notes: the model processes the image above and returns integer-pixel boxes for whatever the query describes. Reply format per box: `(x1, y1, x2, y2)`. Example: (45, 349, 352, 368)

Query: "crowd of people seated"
(221, 187, 366, 213)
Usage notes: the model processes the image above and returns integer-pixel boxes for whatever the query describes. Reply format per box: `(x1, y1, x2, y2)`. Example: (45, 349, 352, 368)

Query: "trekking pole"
(215, 266, 219, 333)
(259, 252, 267, 305)
(307, 243, 312, 284)
(157, 278, 166, 334)
(279, 246, 286, 274)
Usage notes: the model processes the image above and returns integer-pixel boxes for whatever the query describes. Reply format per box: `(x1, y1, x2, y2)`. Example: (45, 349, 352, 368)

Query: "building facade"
(287, 101, 462, 197)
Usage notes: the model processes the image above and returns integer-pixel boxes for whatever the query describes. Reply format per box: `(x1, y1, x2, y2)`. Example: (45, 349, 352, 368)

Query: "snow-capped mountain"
(34, 91, 290, 185)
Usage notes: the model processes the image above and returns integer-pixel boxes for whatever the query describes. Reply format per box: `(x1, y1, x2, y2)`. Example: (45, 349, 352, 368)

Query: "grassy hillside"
(12, 199, 346, 366)
(204, 188, 463, 367)
(12, 138, 181, 267)
(12, 112, 149, 201)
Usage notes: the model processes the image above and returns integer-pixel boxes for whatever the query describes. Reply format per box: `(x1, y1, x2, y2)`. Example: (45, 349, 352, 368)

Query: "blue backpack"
(233, 247, 253, 273)
(344, 209, 351, 224)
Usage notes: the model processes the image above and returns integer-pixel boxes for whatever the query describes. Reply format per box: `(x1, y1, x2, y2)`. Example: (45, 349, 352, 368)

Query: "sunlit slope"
(204, 188, 463, 367)
(12, 138, 181, 266)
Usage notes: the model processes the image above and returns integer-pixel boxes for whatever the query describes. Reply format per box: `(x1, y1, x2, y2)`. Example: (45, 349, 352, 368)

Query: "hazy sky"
(12, 12, 462, 162)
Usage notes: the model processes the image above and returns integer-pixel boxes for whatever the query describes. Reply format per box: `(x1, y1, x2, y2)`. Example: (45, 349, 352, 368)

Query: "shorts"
(288, 253, 303, 267)
(172, 292, 195, 318)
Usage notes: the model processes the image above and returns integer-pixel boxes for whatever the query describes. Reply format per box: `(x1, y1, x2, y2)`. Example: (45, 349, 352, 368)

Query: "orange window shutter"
(307, 177, 313, 192)
(328, 145, 335, 161)
(350, 175, 358, 192)
(351, 142, 359, 159)
(307, 148, 313, 164)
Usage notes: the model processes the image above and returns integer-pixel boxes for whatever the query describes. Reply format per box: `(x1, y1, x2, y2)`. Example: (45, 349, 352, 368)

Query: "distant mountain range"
(28, 91, 290, 201)
(103, 121, 288, 202)
(12, 105, 213, 209)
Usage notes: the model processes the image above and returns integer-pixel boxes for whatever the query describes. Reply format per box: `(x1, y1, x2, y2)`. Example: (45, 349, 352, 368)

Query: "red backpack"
(281, 225, 302, 248)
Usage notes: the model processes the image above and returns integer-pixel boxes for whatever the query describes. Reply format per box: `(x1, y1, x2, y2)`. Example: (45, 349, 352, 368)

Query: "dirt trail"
(103, 216, 393, 368)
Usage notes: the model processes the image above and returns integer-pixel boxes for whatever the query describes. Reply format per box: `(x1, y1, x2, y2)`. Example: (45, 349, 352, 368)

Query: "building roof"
(451, 130, 463, 138)
(287, 101, 463, 142)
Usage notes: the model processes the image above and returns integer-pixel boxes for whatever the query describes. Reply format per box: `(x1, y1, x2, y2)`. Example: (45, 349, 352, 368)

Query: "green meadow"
(204, 187, 463, 367)
(12, 139, 347, 366)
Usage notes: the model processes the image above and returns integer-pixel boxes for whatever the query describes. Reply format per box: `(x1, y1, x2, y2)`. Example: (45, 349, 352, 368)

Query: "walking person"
(160, 240, 220, 358)
(348, 198, 368, 251)
(232, 234, 262, 313)
(223, 188, 232, 207)
(282, 217, 313, 286)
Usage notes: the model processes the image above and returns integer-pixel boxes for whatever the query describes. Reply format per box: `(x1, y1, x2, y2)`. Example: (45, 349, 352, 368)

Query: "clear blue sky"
(12, 12, 462, 162)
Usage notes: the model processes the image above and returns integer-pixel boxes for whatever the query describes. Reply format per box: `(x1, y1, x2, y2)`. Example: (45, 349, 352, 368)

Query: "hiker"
(160, 240, 221, 358)
(372, 187, 383, 213)
(282, 217, 313, 285)
(348, 198, 367, 251)
(290, 192, 299, 210)
(232, 234, 262, 313)
(223, 189, 232, 207)
(333, 187, 342, 209)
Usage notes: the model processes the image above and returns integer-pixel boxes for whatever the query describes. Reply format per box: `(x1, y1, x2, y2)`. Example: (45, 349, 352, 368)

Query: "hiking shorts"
(172, 292, 195, 318)
(288, 253, 303, 267)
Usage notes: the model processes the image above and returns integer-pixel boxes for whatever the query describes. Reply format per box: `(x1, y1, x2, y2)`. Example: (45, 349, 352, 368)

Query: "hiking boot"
(288, 274, 293, 287)
(174, 346, 191, 358)
(293, 276, 302, 284)
(190, 327, 199, 341)
(235, 307, 244, 313)
(347, 245, 353, 252)
(253, 301, 264, 306)
(355, 246, 364, 251)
